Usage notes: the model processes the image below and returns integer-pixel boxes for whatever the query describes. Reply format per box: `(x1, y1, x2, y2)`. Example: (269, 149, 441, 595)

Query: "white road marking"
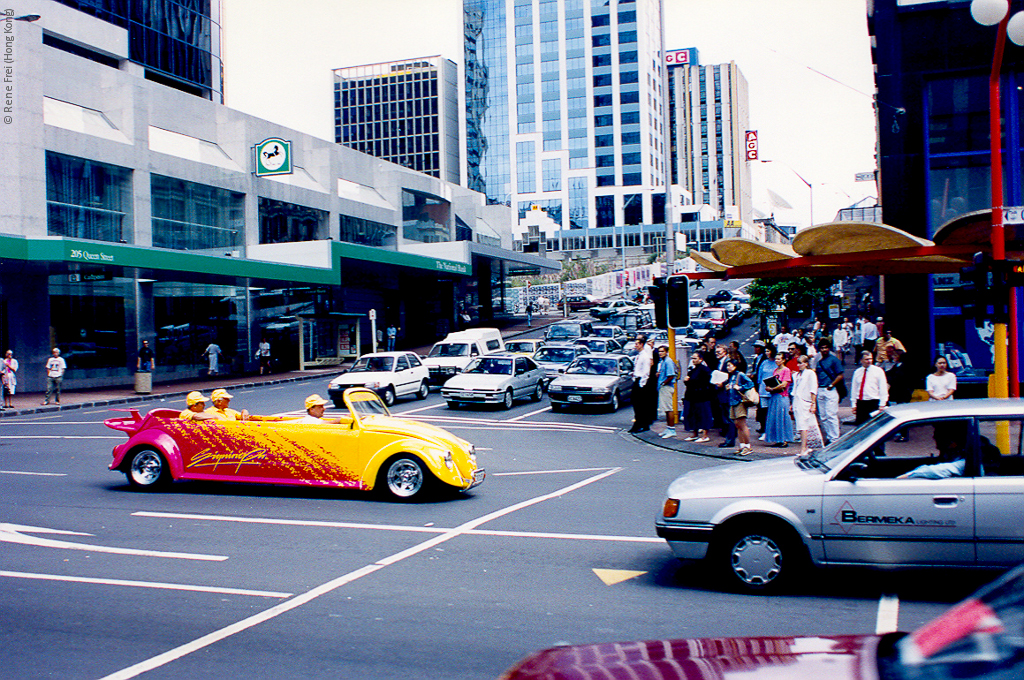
(105, 468, 623, 680)
(393, 402, 447, 414)
(504, 406, 552, 421)
(0, 523, 228, 562)
(0, 470, 67, 477)
(0, 571, 291, 598)
(492, 467, 617, 476)
(876, 594, 900, 634)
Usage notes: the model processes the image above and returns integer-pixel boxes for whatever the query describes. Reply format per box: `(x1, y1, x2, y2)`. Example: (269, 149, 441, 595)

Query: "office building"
(666, 49, 753, 226)
(334, 57, 461, 184)
(1, 1, 553, 393)
(464, 0, 672, 258)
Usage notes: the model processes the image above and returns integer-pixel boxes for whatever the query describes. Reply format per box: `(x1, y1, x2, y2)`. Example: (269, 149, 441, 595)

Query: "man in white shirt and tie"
(851, 350, 888, 424)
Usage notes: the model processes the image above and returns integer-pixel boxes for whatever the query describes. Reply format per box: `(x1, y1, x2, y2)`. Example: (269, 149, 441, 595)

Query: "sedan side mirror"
(839, 462, 868, 482)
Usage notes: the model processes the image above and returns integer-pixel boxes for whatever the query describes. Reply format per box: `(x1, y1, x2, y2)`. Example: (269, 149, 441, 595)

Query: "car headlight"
(548, 384, 563, 392)
(663, 498, 680, 518)
(593, 388, 611, 395)
(366, 381, 381, 389)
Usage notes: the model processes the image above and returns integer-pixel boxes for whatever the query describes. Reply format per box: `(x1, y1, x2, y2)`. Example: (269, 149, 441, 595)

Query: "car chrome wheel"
(502, 389, 514, 410)
(531, 382, 543, 402)
(382, 386, 396, 407)
(416, 381, 429, 400)
(127, 448, 169, 489)
(384, 456, 426, 499)
(609, 390, 620, 412)
(729, 533, 783, 587)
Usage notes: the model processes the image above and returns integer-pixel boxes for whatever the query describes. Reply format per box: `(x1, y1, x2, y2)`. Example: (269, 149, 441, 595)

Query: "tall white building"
(667, 50, 753, 226)
(464, 0, 671, 256)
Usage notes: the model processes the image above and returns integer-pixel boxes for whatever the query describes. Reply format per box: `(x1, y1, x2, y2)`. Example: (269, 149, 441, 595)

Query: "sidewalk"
(0, 313, 556, 419)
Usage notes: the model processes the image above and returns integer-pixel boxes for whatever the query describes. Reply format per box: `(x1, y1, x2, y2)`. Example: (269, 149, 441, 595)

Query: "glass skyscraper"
(465, 0, 668, 254)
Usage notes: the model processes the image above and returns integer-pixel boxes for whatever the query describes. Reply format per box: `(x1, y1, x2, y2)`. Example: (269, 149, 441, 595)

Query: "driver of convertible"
(297, 394, 344, 424)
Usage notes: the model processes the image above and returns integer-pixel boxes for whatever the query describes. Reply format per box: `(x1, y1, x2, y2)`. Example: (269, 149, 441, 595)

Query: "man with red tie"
(850, 350, 889, 425)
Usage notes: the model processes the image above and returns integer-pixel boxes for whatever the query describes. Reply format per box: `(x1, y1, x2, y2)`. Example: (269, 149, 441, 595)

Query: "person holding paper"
(764, 351, 794, 449)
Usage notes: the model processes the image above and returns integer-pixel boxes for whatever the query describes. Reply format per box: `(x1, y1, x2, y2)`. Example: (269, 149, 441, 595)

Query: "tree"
(746, 277, 838, 318)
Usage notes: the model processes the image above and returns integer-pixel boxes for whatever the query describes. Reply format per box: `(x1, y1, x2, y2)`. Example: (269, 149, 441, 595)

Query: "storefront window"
(154, 282, 244, 372)
(46, 152, 131, 243)
(259, 198, 328, 244)
(402, 190, 451, 243)
(48, 276, 131, 374)
(151, 175, 244, 252)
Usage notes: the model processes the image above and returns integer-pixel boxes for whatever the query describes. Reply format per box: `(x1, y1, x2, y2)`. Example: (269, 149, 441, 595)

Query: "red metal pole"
(990, 15, 1010, 399)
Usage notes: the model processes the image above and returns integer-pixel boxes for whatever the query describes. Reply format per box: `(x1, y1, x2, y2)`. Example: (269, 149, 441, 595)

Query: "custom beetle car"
(547, 354, 634, 412)
(440, 354, 545, 409)
(501, 562, 1024, 680)
(327, 351, 429, 407)
(657, 399, 1024, 593)
(105, 388, 483, 500)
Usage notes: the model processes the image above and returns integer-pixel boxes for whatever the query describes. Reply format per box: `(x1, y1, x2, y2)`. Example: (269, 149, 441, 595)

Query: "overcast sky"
(221, 0, 877, 228)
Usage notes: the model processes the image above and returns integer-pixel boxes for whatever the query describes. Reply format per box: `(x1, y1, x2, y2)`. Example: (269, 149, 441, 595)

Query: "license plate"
(567, 395, 583, 402)
(459, 391, 476, 398)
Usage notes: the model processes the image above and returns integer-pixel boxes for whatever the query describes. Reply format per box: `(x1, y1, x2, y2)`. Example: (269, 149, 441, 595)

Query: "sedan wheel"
(608, 390, 620, 412)
(416, 381, 429, 400)
(381, 386, 396, 407)
(717, 524, 800, 593)
(381, 456, 429, 500)
(530, 382, 543, 402)
(502, 388, 514, 410)
(127, 448, 170, 489)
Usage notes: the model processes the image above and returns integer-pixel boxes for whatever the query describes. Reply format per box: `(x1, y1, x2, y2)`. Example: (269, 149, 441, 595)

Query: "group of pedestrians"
(2, 347, 68, 408)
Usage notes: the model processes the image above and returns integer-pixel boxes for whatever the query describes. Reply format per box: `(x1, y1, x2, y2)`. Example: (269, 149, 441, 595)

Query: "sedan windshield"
(547, 325, 581, 339)
(535, 348, 577, 363)
(803, 411, 896, 470)
(428, 343, 469, 358)
(465, 357, 513, 375)
(350, 356, 394, 372)
(506, 341, 535, 353)
(566, 358, 618, 375)
(593, 328, 616, 338)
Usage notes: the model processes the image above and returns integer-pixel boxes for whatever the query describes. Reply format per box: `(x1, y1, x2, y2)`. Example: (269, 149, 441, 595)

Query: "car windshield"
(535, 347, 576, 363)
(547, 325, 580, 339)
(428, 343, 469, 358)
(347, 391, 390, 419)
(691, 319, 711, 329)
(506, 341, 534, 353)
(465, 357, 513, 375)
(593, 327, 615, 337)
(350, 356, 394, 372)
(883, 561, 1024, 680)
(801, 411, 896, 470)
(703, 309, 726, 320)
(566, 358, 618, 375)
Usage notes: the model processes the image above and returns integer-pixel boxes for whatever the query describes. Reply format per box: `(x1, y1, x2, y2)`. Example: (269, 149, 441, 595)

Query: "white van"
(422, 328, 505, 387)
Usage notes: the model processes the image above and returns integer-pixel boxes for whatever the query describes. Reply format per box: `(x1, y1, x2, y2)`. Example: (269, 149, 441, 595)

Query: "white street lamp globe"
(971, 0, 1009, 25)
(1008, 11, 1024, 44)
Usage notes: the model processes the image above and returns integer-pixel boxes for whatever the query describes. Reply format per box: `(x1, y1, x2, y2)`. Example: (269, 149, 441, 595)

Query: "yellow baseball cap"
(305, 394, 330, 410)
(210, 388, 234, 401)
(185, 391, 208, 406)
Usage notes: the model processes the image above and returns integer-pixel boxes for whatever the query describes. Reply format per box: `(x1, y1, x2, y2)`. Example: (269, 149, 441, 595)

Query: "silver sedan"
(441, 354, 545, 409)
(656, 399, 1024, 593)
(547, 354, 634, 412)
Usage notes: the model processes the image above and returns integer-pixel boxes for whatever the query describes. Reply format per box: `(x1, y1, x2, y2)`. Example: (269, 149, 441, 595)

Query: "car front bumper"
(548, 389, 614, 406)
(655, 521, 715, 560)
(441, 389, 505, 404)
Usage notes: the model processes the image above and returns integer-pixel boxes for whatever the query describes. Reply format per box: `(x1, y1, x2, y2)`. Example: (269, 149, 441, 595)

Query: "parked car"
(105, 387, 483, 501)
(590, 325, 629, 344)
(657, 399, 1024, 593)
(573, 337, 625, 354)
(501, 561, 1024, 680)
(327, 351, 429, 407)
(440, 354, 545, 409)
(589, 298, 640, 320)
(558, 294, 599, 311)
(532, 344, 591, 383)
(547, 354, 634, 413)
(544, 321, 593, 344)
(505, 338, 545, 356)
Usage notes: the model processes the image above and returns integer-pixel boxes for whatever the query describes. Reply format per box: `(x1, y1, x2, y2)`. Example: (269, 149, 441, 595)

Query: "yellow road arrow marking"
(592, 568, 647, 586)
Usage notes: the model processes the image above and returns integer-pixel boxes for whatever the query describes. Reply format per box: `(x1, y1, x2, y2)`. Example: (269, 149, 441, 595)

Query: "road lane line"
(0, 470, 67, 476)
(393, 402, 447, 414)
(106, 468, 622, 680)
(876, 594, 900, 634)
(504, 405, 552, 421)
(0, 571, 291, 598)
(492, 467, 617, 476)
(0, 523, 228, 562)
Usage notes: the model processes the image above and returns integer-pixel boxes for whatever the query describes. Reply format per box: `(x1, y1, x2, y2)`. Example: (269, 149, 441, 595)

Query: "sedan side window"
(851, 419, 974, 479)
(408, 354, 422, 367)
(977, 418, 1024, 477)
(515, 357, 528, 375)
(396, 356, 410, 371)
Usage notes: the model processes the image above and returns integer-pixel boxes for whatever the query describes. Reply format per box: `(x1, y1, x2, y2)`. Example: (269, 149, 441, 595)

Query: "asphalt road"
(0, 300, 1001, 679)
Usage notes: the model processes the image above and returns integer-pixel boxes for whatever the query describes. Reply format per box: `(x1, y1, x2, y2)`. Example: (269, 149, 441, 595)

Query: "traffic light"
(649, 278, 667, 329)
(959, 253, 1014, 326)
(667, 275, 691, 328)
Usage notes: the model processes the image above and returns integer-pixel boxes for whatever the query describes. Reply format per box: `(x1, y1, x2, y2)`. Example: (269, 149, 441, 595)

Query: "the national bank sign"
(665, 48, 698, 66)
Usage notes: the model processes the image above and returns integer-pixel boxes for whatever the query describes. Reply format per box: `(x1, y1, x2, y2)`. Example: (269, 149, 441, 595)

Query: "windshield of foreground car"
(566, 358, 618, 375)
(347, 392, 390, 419)
(464, 358, 513, 375)
(428, 343, 469, 358)
(802, 411, 896, 470)
(350, 356, 394, 372)
(535, 348, 577, 363)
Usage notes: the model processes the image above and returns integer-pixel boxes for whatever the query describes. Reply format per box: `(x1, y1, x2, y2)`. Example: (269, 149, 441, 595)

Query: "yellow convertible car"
(105, 388, 484, 501)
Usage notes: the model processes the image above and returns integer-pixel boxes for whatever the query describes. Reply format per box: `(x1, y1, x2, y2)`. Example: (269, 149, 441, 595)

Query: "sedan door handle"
(933, 496, 960, 507)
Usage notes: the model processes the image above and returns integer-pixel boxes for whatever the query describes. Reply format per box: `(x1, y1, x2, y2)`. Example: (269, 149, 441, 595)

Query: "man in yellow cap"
(205, 388, 250, 421)
(179, 391, 220, 421)
(297, 394, 343, 424)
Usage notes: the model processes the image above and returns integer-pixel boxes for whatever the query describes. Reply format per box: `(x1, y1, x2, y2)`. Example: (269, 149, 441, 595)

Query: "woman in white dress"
(926, 356, 957, 401)
(792, 354, 822, 456)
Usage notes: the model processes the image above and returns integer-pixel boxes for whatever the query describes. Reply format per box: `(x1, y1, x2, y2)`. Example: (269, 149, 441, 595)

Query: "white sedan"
(441, 354, 545, 409)
(328, 351, 429, 407)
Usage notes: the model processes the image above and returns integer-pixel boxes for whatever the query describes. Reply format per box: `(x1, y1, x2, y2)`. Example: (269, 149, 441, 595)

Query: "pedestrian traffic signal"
(666, 275, 690, 328)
